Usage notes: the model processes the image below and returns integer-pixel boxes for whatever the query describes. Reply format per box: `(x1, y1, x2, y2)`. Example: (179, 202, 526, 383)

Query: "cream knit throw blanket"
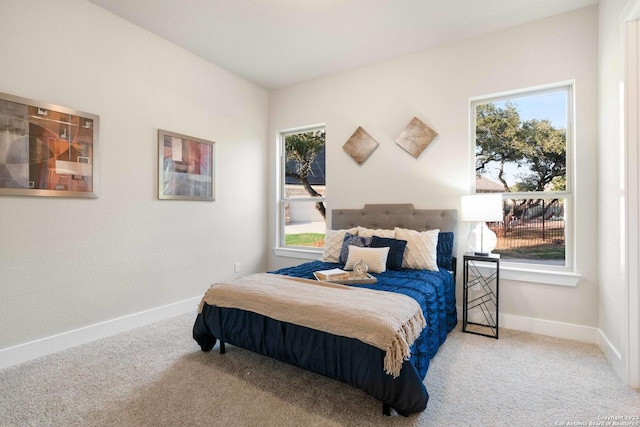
(198, 273, 426, 378)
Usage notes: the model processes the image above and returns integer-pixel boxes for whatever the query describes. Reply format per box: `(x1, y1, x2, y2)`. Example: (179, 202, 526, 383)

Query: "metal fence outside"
(489, 198, 565, 261)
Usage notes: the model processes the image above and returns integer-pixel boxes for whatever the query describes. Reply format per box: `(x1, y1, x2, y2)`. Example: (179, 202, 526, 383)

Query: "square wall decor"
(396, 117, 437, 159)
(0, 91, 99, 198)
(343, 126, 379, 165)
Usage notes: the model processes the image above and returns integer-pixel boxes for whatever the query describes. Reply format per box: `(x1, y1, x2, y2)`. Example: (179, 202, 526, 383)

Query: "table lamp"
(461, 193, 503, 256)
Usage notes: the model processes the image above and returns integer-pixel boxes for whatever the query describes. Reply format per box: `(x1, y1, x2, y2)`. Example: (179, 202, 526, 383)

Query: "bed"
(193, 204, 457, 416)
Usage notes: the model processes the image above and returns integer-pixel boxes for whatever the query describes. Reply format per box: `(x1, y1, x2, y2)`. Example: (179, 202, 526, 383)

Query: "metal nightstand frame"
(462, 253, 500, 339)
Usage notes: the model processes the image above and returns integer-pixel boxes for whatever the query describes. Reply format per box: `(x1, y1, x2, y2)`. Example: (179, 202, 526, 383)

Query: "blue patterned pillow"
(370, 236, 408, 270)
(436, 231, 455, 269)
(339, 233, 372, 264)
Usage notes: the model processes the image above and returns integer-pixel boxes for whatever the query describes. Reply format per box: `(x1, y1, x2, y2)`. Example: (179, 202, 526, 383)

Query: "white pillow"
(344, 245, 390, 273)
(395, 227, 439, 271)
(322, 228, 358, 262)
(357, 227, 396, 238)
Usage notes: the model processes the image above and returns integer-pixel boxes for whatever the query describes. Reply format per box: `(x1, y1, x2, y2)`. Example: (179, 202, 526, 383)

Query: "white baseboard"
(459, 307, 599, 343)
(1, 301, 615, 373)
(461, 310, 633, 386)
(500, 313, 598, 342)
(0, 296, 201, 371)
(597, 328, 625, 379)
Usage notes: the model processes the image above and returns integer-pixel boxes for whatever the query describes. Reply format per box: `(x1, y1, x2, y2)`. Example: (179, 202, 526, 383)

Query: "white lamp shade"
(461, 194, 503, 222)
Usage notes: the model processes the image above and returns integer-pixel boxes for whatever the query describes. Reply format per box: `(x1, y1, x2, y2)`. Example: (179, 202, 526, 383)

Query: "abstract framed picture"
(158, 129, 215, 201)
(0, 91, 99, 198)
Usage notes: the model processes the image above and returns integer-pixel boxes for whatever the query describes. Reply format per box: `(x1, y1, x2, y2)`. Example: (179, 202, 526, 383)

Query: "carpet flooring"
(1, 312, 638, 426)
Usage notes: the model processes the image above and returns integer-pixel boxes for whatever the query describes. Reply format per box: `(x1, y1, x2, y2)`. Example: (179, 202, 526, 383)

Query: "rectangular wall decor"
(0, 92, 99, 198)
(158, 129, 215, 201)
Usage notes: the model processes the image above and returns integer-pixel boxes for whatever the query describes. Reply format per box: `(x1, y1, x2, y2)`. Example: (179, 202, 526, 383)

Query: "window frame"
(469, 82, 580, 286)
(275, 124, 326, 257)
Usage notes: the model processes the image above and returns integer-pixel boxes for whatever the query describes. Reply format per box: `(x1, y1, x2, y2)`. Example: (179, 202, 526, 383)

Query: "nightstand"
(462, 253, 500, 339)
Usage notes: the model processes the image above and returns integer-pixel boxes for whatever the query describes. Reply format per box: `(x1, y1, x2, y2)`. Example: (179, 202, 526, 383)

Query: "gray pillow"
(339, 232, 372, 264)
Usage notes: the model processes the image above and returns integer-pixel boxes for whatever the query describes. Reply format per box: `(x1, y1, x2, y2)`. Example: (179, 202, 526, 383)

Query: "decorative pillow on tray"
(370, 236, 408, 270)
(339, 232, 373, 264)
(357, 227, 396, 238)
(344, 245, 390, 273)
(322, 228, 358, 263)
(395, 227, 440, 271)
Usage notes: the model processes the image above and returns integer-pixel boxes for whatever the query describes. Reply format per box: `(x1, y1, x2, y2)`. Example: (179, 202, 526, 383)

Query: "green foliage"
(285, 130, 325, 181)
(475, 102, 522, 190)
(549, 175, 566, 192)
(518, 119, 566, 192)
(475, 103, 566, 193)
(285, 233, 325, 247)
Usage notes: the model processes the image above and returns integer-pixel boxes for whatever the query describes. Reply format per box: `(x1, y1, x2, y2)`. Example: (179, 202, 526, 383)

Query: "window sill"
(500, 265, 581, 286)
(471, 263, 581, 286)
(273, 247, 323, 260)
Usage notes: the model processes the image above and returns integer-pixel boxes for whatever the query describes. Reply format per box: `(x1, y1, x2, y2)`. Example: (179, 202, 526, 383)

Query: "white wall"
(268, 7, 600, 330)
(0, 0, 268, 356)
(598, 0, 638, 386)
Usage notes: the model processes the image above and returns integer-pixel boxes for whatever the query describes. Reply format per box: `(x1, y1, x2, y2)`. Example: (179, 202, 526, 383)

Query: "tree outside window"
(473, 86, 572, 267)
(280, 127, 326, 248)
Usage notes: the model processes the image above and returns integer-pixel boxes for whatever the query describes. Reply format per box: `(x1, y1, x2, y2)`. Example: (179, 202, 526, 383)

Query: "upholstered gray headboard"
(332, 204, 457, 232)
(331, 203, 459, 274)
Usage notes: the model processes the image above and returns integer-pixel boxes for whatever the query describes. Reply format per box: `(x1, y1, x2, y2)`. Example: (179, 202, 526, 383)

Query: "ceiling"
(87, 0, 598, 90)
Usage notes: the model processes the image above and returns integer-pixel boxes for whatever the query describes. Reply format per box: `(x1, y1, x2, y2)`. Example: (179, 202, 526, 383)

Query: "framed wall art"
(0, 91, 99, 198)
(158, 129, 215, 201)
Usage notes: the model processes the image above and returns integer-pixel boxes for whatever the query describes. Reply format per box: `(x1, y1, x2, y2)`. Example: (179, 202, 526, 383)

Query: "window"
(472, 84, 573, 270)
(278, 126, 326, 251)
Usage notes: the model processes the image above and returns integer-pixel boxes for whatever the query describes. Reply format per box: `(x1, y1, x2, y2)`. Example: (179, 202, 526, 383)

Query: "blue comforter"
(270, 260, 457, 379)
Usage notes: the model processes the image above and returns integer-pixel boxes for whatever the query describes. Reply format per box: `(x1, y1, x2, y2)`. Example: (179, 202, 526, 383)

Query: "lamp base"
(468, 222, 498, 256)
(473, 251, 491, 256)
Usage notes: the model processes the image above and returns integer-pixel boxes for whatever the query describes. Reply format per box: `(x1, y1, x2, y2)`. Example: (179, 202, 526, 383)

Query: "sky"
(494, 90, 568, 129)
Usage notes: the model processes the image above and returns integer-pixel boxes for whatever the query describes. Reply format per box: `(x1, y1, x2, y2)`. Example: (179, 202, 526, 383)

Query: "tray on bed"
(313, 271, 377, 284)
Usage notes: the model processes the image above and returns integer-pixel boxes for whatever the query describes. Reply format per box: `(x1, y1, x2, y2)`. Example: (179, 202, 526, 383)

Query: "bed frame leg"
(219, 340, 226, 354)
(382, 402, 391, 416)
